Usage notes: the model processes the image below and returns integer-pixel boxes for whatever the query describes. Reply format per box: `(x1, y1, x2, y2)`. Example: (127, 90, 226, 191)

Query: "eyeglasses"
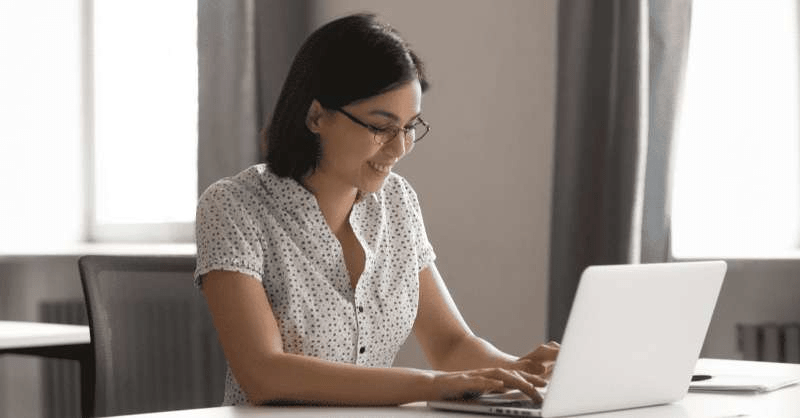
(335, 108, 430, 147)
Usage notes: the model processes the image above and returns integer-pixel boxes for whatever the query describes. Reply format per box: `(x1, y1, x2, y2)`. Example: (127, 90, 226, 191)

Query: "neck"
(303, 171, 358, 236)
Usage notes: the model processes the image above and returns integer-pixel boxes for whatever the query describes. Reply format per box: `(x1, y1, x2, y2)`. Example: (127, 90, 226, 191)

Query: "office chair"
(78, 255, 226, 417)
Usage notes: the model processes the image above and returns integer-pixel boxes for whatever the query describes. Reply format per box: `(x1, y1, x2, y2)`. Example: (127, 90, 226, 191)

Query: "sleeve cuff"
(194, 262, 264, 288)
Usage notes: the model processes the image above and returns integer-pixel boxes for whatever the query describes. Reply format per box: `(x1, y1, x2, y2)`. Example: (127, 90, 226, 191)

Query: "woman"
(195, 13, 559, 406)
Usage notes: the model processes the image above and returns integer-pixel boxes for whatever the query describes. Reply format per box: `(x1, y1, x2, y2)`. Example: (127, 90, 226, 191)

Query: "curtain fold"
(548, 0, 692, 341)
(642, 1, 692, 263)
(197, 0, 311, 194)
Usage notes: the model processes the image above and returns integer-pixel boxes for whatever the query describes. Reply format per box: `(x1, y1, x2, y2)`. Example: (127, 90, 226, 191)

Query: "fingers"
(516, 369, 548, 387)
(516, 341, 561, 376)
(515, 358, 545, 375)
(480, 368, 544, 402)
(436, 367, 550, 403)
(532, 343, 560, 361)
(443, 377, 504, 401)
(436, 372, 505, 401)
(501, 363, 549, 385)
(515, 358, 556, 378)
(541, 361, 555, 379)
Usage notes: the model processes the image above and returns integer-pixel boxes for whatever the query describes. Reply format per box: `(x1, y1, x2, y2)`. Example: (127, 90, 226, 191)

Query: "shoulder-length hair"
(264, 13, 429, 182)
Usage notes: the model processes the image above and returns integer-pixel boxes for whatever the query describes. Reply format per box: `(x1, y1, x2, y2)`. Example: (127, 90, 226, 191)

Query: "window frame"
(652, 0, 800, 361)
(81, 0, 196, 244)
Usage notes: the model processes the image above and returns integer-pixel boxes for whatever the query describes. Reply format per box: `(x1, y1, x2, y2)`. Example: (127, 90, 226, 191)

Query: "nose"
(384, 131, 411, 158)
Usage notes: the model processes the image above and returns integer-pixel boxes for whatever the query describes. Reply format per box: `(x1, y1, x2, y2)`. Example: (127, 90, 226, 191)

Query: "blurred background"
(2, 1, 800, 417)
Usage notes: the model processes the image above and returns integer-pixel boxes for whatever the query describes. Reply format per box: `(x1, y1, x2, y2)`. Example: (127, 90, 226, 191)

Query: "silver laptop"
(428, 261, 727, 417)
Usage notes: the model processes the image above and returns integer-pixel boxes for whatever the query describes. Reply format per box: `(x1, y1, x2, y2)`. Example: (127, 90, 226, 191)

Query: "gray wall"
(700, 259, 800, 359)
(312, 0, 558, 367)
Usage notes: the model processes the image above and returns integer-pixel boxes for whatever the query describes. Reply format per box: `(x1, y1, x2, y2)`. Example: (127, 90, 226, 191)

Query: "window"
(671, 0, 800, 257)
(0, 0, 197, 250)
(92, 0, 198, 241)
(0, 0, 84, 250)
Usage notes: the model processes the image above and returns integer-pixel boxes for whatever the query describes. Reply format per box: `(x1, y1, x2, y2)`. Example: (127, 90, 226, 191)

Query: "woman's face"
(308, 80, 422, 194)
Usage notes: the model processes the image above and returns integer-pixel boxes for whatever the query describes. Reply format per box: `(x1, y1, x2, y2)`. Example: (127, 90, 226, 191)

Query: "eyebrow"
(368, 109, 422, 124)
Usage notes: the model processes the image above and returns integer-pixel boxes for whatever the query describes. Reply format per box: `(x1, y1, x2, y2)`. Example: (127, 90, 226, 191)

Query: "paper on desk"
(689, 374, 800, 393)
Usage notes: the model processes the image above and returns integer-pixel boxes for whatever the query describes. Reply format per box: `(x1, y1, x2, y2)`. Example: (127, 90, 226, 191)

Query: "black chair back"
(78, 255, 225, 417)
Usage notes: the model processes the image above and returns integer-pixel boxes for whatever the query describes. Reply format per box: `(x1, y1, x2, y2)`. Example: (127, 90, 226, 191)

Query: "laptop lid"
(541, 261, 726, 417)
(427, 261, 726, 417)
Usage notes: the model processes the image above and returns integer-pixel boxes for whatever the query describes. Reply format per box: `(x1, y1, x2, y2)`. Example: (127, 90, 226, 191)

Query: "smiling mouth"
(368, 161, 393, 174)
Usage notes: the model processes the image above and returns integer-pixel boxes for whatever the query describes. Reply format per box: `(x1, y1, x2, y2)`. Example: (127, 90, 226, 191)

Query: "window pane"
(671, 0, 800, 257)
(0, 0, 83, 249)
(93, 0, 197, 226)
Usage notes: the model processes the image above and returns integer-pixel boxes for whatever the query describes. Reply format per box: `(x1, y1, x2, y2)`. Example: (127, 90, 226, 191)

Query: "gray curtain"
(197, 0, 311, 194)
(548, 0, 692, 341)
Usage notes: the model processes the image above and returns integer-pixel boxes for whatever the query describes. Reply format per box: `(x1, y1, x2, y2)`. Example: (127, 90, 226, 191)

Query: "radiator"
(39, 298, 226, 417)
(106, 298, 226, 415)
(737, 323, 800, 363)
(39, 299, 87, 418)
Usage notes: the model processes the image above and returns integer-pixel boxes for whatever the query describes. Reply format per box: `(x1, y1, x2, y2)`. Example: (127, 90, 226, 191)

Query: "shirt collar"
(258, 163, 379, 208)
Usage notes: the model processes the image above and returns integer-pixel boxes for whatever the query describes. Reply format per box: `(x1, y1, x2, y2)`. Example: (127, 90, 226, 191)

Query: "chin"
(360, 178, 387, 194)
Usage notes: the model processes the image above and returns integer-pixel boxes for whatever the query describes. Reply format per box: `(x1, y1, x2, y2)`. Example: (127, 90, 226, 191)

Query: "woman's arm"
(413, 263, 521, 371)
(201, 270, 543, 405)
(414, 263, 560, 377)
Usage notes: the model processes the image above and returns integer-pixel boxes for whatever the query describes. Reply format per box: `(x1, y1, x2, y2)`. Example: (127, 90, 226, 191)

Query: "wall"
(700, 259, 800, 359)
(311, 0, 558, 367)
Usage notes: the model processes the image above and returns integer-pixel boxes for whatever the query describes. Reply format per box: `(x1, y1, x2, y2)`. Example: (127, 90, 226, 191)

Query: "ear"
(306, 99, 325, 134)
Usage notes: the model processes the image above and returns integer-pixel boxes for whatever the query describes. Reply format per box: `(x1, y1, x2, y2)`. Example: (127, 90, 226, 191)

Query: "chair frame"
(78, 255, 200, 418)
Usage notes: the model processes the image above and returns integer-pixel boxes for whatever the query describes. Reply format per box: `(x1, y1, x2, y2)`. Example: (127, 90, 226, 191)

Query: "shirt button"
(359, 346, 366, 354)
(358, 306, 364, 313)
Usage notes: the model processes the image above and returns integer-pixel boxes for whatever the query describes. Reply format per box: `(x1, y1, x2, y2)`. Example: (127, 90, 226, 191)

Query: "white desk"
(0, 320, 89, 349)
(104, 358, 800, 417)
(0, 320, 94, 417)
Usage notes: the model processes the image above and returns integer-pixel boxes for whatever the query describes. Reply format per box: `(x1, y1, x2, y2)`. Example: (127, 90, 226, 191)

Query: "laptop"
(428, 261, 727, 417)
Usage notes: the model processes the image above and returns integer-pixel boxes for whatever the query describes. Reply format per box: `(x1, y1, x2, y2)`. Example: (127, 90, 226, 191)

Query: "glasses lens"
(412, 122, 429, 143)
(374, 126, 400, 145)
(373, 122, 428, 147)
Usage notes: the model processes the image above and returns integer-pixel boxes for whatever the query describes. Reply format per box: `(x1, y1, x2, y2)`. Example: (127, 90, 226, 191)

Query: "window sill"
(0, 242, 196, 260)
(672, 251, 800, 261)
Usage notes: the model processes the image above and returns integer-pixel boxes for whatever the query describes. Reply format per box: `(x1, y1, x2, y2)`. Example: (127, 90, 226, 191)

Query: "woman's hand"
(511, 341, 560, 379)
(429, 368, 547, 403)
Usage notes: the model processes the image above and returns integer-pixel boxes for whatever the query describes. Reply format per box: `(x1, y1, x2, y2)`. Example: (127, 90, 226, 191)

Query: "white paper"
(689, 374, 800, 393)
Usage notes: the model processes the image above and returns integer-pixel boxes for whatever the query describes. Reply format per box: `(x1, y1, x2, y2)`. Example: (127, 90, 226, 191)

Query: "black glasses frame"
(335, 108, 430, 145)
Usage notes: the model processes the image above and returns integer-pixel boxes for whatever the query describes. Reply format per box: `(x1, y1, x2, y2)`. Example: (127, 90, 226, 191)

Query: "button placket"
(353, 294, 365, 363)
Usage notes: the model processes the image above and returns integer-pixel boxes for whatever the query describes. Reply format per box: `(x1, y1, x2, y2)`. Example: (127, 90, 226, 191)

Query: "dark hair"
(264, 13, 429, 182)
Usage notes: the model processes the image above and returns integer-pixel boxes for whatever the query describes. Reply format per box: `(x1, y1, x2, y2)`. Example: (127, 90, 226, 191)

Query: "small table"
(0, 321, 93, 418)
(0, 320, 89, 350)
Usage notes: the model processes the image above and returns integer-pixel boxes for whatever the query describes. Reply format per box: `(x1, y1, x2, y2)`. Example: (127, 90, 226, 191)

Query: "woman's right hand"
(430, 368, 547, 403)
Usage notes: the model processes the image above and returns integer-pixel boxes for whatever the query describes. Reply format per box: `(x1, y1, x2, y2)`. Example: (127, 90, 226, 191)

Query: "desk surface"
(0, 320, 90, 350)
(105, 358, 800, 417)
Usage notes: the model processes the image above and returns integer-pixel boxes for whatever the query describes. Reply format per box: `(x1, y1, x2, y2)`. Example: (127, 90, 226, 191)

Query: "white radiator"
(39, 299, 87, 418)
(737, 323, 800, 363)
(39, 298, 226, 417)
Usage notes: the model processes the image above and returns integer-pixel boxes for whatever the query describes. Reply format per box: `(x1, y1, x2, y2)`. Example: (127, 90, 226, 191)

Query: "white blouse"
(194, 164, 436, 405)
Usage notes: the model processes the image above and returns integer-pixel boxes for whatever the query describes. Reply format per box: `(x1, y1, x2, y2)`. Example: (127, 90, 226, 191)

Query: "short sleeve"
(194, 180, 265, 287)
(399, 178, 437, 271)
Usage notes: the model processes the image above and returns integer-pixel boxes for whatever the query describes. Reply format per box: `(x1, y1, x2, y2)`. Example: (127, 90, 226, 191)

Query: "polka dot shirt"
(193, 163, 436, 405)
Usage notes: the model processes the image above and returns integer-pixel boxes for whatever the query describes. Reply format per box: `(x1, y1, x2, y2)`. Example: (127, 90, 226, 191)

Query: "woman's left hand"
(510, 341, 560, 380)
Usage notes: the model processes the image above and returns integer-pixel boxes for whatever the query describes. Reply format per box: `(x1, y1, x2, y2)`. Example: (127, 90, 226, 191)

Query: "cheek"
(319, 132, 375, 169)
